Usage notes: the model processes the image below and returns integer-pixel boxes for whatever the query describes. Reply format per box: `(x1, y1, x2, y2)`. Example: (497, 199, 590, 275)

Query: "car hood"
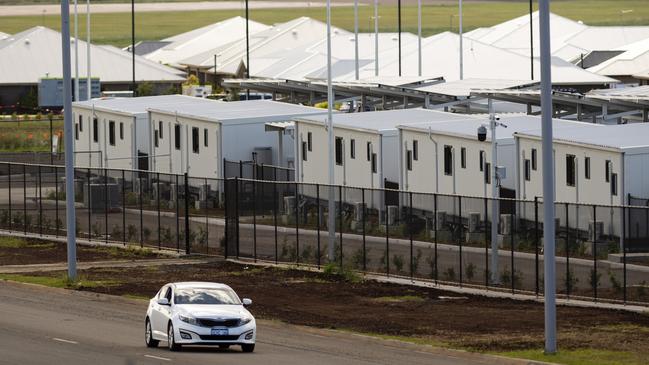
(175, 304, 250, 319)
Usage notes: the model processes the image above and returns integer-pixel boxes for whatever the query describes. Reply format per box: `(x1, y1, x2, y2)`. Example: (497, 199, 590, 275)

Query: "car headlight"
(178, 314, 199, 326)
(238, 316, 253, 326)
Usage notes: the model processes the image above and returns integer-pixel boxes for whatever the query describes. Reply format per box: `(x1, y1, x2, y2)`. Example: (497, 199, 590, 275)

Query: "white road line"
(144, 354, 172, 361)
(52, 337, 79, 344)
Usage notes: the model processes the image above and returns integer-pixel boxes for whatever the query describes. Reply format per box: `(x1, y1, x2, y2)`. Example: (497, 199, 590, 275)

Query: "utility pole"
(326, 0, 335, 263)
(539, 0, 557, 354)
(530, 0, 534, 80)
(245, 0, 250, 99)
(418, 0, 422, 76)
(489, 99, 500, 285)
(374, 0, 379, 77)
(354, 0, 359, 80)
(61, 0, 77, 280)
(74, 0, 79, 101)
(131, 0, 136, 95)
(86, 0, 91, 100)
(398, 0, 402, 77)
(459, 0, 463, 80)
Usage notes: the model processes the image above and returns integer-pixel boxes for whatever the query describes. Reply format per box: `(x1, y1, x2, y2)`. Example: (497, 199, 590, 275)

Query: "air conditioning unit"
(284, 196, 296, 216)
(468, 212, 481, 233)
(589, 221, 603, 241)
(354, 202, 366, 222)
(500, 214, 513, 235)
(386, 205, 398, 226)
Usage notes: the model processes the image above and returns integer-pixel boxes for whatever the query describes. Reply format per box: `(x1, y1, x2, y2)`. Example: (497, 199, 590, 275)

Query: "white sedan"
(145, 282, 256, 352)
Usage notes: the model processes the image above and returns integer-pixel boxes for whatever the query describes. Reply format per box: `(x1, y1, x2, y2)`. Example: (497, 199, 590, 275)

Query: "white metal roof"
(295, 109, 478, 134)
(401, 114, 599, 142)
(0, 32, 9, 41)
(414, 78, 538, 98)
(633, 68, 649, 80)
(145, 17, 270, 66)
(73, 95, 222, 116)
(515, 123, 649, 150)
(587, 37, 649, 77)
(148, 99, 327, 123)
(587, 85, 649, 101)
(0, 27, 185, 85)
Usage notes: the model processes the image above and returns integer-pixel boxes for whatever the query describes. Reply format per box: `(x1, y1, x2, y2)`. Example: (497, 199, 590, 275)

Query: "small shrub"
(392, 254, 405, 273)
(411, 249, 422, 274)
(425, 251, 437, 279)
(638, 281, 647, 299)
(589, 268, 602, 290)
(127, 224, 137, 242)
(564, 269, 579, 293)
(443, 267, 456, 281)
(322, 262, 361, 283)
(350, 247, 367, 270)
(111, 225, 123, 240)
(162, 228, 173, 244)
(0, 210, 9, 227)
(465, 262, 476, 281)
(300, 244, 314, 262)
(143, 227, 152, 242)
(92, 221, 101, 237)
(24, 214, 32, 229)
(280, 238, 296, 262)
(608, 271, 622, 294)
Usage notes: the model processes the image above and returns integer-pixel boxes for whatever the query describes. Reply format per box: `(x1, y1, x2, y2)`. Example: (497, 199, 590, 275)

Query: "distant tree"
(136, 82, 154, 96)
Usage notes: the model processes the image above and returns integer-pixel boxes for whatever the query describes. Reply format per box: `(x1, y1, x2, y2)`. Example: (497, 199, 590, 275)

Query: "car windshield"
(174, 288, 241, 305)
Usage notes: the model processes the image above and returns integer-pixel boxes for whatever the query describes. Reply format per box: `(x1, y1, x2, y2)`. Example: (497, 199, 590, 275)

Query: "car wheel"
(145, 318, 159, 348)
(241, 344, 255, 353)
(167, 323, 181, 352)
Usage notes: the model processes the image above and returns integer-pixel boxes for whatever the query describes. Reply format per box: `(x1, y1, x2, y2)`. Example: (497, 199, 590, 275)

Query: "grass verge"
(495, 349, 646, 365)
(0, 273, 119, 289)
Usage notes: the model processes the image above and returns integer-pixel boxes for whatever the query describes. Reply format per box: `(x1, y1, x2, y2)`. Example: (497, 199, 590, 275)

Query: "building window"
(158, 121, 163, 139)
(585, 156, 591, 179)
(443, 145, 453, 176)
(307, 132, 312, 151)
(366, 142, 371, 161)
(460, 147, 466, 169)
(531, 148, 537, 170)
(413, 140, 418, 161)
(406, 150, 413, 171)
(192, 127, 199, 153)
(75, 123, 79, 140)
(566, 154, 576, 187)
(203, 128, 208, 147)
(154, 130, 159, 148)
(485, 162, 491, 184)
(605, 160, 611, 182)
(302, 141, 308, 161)
(174, 125, 181, 150)
(108, 121, 116, 146)
(335, 137, 343, 165)
(479, 150, 484, 172)
(350, 139, 356, 159)
(371, 153, 377, 173)
(524, 159, 531, 181)
(611, 173, 618, 196)
(78, 115, 83, 132)
(92, 118, 98, 142)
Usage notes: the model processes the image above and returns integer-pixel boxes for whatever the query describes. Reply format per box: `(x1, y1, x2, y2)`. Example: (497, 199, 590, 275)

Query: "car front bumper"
(173, 320, 256, 345)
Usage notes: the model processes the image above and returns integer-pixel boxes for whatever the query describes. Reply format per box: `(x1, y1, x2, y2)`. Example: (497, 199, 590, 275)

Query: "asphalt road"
(0, 281, 528, 365)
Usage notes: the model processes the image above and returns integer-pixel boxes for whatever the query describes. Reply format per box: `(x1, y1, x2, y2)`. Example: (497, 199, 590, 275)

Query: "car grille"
(197, 318, 240, 328)
(198, 334, 240, 341)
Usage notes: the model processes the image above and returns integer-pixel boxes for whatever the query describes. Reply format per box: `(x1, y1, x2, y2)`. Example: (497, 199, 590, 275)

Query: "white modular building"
(293, 109, 475, 189)
(72, 95, 222, 170)
(515, 123, 649, 206)
(148, 100, 327, 178)
(398, 115, 597, 198)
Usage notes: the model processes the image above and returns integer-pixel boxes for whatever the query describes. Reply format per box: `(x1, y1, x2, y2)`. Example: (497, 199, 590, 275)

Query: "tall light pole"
(539, 0, 557, 355)
(354, 0, 359, 80)
(326, 0, 336, 263)
(374, 0, 379, 76)
(397, 0, 402, 76)
(488, 100, 500, 284)
(530, 0, 534, 80)
(245, 0, 250, 99)
(131, 0, 136, 95)
(459, 0, 463, 80)
(418, 0, 422, 76)
(61, 0, 77, 280)
(86, 0, 91, 100)
(74, 0, 79, 101)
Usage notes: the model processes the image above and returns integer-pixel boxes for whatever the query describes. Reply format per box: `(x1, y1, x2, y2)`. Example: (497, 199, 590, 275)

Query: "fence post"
(623, 205, 627, 304)
(239, 160, 243, 178)
(38, 165, 42, 236)
(458, 195, 463, 287)
(23, 164, 26, 235)
(316, 184, 321, 269)
(534, 197, 539, 297)
(139, 176, 144, 248)
(338, 185, 343, 267)
(295, 182, 299, 264)
(434, 193, 438, 284)
(385, 187, 390, 277)
(484, 196, 489, 288)
(176, 174, 180, 253)
(104, 168, 108, 244)
(593, 204, 598, 301)
(122, 169, 126, 245)
(362, 187, 366, 272)
(7, 163, 11, 232)
(409, 192, 414, 280)
(235, 177, 240, 259)
(253, 179, 257, 262)
(565, 202, 570, 298)
(184, 173, 190, 255)
(87, 168, 91, 240)
(273, 181, 278, 264)
(157, 173, 161, 250)
(510, 199, 515, 294)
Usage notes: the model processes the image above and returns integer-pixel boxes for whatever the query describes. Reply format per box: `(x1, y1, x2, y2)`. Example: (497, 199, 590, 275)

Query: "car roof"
(170, 282, 233, 290)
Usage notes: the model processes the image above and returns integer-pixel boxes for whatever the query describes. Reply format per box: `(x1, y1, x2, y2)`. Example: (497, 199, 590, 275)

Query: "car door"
(150, 285, 171, 337)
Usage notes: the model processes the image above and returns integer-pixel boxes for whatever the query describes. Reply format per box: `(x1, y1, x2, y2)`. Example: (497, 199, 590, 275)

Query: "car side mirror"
(157, 297, 170, 306)
(242, 298, 252, 307)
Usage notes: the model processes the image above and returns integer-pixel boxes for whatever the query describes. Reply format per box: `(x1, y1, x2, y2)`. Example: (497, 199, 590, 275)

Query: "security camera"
(477, 125, 487, 142)
(495, 115, 501, 121)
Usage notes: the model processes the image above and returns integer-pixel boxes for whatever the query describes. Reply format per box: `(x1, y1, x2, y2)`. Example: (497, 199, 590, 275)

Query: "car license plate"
(211, 328, 228, 336)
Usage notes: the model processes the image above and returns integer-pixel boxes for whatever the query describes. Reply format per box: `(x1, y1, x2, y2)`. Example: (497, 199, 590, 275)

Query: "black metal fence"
(223, 159, 294, 181)
(0, 161, 648, 306)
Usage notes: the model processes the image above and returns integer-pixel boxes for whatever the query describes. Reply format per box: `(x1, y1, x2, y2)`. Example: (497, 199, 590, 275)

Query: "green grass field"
(0, 120, 63, 152)
(1, 1, 649, 47)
